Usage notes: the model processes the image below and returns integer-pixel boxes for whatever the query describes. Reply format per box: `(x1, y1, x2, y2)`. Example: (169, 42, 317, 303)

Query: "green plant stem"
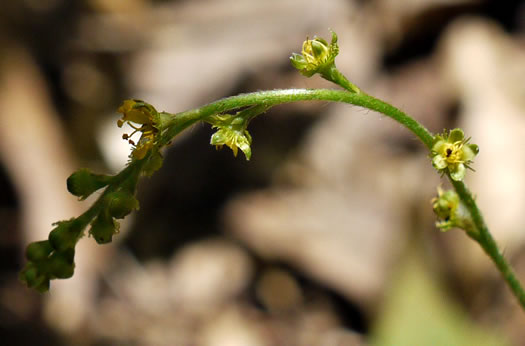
(73, 156, 145, 232)
(159, 87, 525, 311)
(322, 66, 361, 94)
(160, 89, 434, 148)
(451, 178, 525, 309)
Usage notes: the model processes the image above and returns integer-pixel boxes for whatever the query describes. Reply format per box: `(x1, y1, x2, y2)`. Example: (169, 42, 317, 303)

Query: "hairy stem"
(159, 87, 525, 311)
(451, 179, 525, 309)
(322, 66, 361, 94)
(160, 88, 434, 148)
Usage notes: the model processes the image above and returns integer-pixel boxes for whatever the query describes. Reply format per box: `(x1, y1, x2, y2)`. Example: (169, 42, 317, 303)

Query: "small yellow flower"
(290, 30, 339, 77)
(117, 99, 160, 160)
(211, 127, 252, 160)
(207, 113, 253, 160)
(431, 128, 478, 181)
(117, 99, 156, 126)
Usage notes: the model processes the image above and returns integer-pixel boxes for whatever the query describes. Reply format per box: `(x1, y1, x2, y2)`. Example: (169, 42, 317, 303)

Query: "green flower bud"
(89, 213, 119, 244)
(19, 263, 50, 293)
(20, 246, 76, 292)
(20, 265, 37, 284)
(25, 240, 53, 262)
(67, 168, 112, 200)
(290, 30, 339, 77)
(48, 219, 83, 252)
(290, 53, 307, 71)
(106, 190, 139, 219)
(432, 187, 475, 233)
(48, 248, 75, 279)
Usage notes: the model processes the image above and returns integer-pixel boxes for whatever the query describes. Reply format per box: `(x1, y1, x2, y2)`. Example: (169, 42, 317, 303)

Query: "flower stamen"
(117, 99, 161, 160)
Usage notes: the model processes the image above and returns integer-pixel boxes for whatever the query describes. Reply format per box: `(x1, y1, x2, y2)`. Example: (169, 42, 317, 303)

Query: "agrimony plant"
(19, 31, 525, 312)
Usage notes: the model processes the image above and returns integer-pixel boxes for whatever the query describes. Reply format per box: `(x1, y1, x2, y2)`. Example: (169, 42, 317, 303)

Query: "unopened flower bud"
(106, 190, 139, 219)
(290, 30, 339, 77)
(67, 168, 111, 200)
(49, 219, 82, 252)
(19, 265, 50, 293)
(89, 213, 119, 244)
(25, 240, 53, 262)
(48, 248, 75, 279)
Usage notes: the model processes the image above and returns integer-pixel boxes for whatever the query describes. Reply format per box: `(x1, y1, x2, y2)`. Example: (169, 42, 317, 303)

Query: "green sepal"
(467, 144, 479, 156)
(142, 150, 164, 177)
(448, 128, 465, 142)
(290, 53, 307, 71)
(311, 38, 327, 54)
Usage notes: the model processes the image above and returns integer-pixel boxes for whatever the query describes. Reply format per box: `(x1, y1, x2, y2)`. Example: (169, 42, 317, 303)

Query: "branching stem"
(158, 87, 525, 311)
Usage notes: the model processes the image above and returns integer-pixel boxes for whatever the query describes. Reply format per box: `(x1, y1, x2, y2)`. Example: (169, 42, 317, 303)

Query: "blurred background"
(1, 0, 525, 345)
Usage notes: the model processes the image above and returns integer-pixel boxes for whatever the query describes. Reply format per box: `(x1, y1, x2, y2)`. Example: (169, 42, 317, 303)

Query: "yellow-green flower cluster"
(431, 128, 478, 181)
(290, 31, 339, 77)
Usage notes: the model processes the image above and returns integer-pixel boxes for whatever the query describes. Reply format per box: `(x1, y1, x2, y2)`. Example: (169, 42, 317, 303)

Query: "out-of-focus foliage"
(371, 250, 508, 346)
